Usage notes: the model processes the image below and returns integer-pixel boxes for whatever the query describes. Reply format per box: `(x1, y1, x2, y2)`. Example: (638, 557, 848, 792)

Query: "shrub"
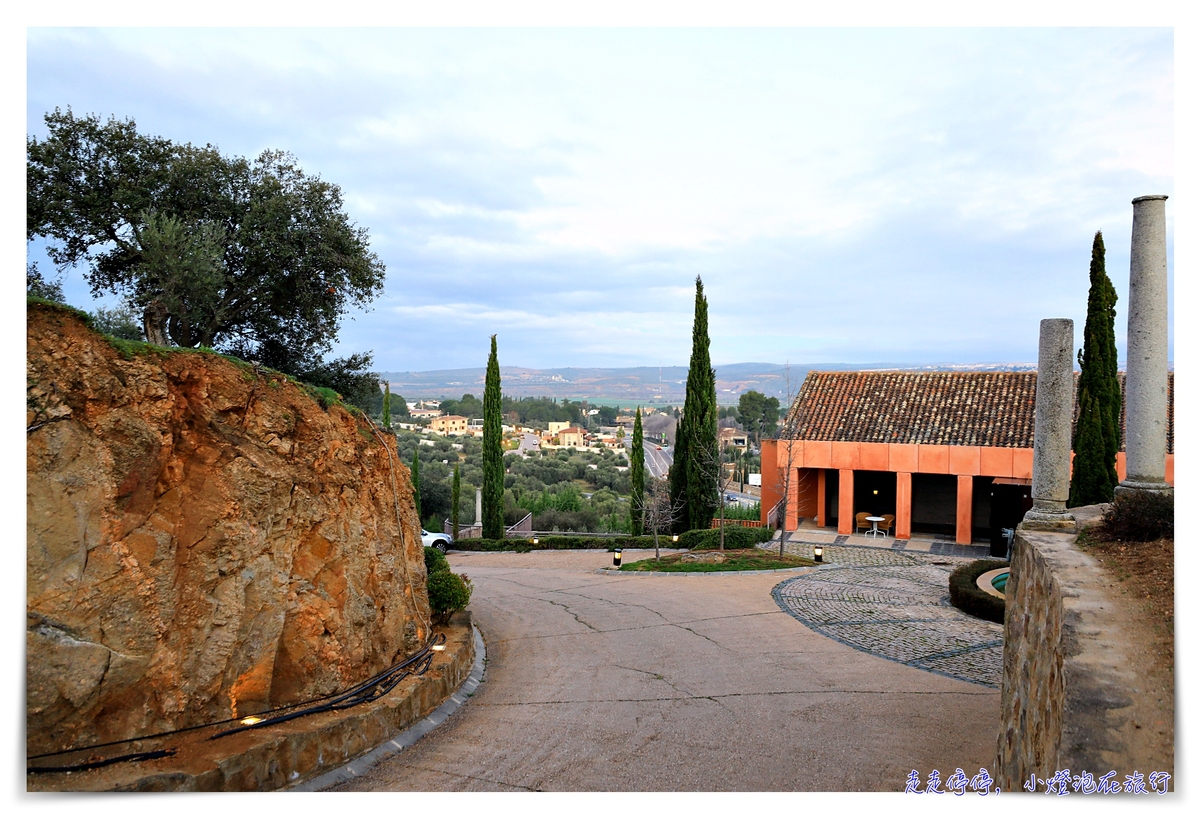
(1097, 490, 1174, 542)
(427, 570, 473, 624)
(454, 535, 660, 552)
(948, 559, 1008, 624)
(678, 526, 773, 550)
(424, 546, 449, 576)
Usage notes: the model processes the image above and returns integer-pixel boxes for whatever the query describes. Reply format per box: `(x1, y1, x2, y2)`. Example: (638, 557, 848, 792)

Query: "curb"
(291, 624, 487, 791)
(596, 565, 820, 577)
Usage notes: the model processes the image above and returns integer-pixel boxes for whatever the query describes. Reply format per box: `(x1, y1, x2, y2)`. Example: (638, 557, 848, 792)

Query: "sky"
(22, 25, 1176, 372)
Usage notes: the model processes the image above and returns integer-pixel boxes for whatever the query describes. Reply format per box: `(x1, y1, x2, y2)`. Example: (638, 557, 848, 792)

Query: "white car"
(421, 529, 452, 553)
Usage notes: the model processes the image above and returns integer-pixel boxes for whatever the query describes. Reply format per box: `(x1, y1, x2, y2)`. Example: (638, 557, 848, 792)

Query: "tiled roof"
(786, 371, 1174, 453)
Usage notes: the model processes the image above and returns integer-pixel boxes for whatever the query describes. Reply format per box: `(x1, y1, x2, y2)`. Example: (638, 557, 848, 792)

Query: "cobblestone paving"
(768, 543, 1003, 688)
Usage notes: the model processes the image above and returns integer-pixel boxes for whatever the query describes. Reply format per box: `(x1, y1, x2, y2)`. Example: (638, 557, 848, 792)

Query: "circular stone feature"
(772, 551, 1003, 688)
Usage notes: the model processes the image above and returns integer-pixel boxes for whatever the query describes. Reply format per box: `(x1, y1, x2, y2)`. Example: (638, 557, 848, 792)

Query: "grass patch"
(619, 548, 816, 572)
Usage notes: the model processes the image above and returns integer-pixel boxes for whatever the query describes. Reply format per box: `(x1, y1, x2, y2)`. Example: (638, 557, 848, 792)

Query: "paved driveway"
(331, 550, 999, 792)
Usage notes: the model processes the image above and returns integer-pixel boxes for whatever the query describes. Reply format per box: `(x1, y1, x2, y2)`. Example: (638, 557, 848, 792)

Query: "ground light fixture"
(672, 534, 679, 543)
(813, 545, 823, 563)
(613, 546, 622, 567)
(532, 537, 538, 545)
(240, 716, 264, 726)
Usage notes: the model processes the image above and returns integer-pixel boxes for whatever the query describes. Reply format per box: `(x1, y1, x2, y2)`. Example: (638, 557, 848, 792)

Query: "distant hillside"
(380, 362, 1039, 405)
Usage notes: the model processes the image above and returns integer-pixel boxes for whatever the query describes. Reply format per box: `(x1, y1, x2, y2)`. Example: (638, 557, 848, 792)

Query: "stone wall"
(994, 524, 1166, 789)
(27, 303, 431, 758)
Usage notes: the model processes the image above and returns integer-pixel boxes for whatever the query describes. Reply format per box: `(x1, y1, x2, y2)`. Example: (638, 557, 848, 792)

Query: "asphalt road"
(641, 441, 673, 479)
(330, 550, 1000, 792)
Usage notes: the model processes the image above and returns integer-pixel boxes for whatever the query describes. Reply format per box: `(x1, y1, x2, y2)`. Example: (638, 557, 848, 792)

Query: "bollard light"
(613, 546, 622, 567)
(532, 537, 539, 545)
(813, 545, 824, 563)
(672, 534, 679, 543)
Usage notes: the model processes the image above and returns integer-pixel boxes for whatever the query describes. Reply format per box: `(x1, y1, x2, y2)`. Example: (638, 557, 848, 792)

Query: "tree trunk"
(143, 300, 169, 346)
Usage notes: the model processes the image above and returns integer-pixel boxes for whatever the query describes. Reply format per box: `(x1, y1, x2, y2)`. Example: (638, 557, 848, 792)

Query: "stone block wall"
(994, 527, 1162, 789)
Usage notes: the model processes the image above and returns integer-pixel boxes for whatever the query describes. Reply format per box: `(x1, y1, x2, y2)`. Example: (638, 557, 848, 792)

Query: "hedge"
(678, 526, 774, 550)
(453, 535, 661, 552)
(948, 559, 1009, 624)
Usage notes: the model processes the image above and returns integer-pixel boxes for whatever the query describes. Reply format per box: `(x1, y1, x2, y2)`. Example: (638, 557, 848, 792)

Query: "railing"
(766, 498, 785, 529)
(445, 520, 482, 539)
(506, 513, 533, 537)
(710, 518, 766, 529)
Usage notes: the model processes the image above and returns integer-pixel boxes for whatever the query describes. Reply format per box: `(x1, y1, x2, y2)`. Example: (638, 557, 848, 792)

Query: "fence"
(444, 512, 534, 540)
(710, 518, 766, 529)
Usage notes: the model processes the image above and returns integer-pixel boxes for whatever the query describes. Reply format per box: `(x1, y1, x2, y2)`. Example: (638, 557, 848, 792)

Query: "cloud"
(27, 27, 1173, 370)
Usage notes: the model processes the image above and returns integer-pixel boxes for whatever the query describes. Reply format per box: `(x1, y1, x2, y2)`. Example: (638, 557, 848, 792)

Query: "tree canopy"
(736, 390, 781, 445)
(670, 276, 719, 532)
(28, 108, 385, 372)
(1069, 231, 1121, 505)
(482, 336, 505, 539)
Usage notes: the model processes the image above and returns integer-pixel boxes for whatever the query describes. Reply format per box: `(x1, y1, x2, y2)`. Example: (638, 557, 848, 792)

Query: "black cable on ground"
(27, 749, 177, 774)
(27, 632, 447, 773)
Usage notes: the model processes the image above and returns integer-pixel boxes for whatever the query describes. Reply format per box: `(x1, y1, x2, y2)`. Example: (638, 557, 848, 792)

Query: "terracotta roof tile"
(786, 371, 1173, 453)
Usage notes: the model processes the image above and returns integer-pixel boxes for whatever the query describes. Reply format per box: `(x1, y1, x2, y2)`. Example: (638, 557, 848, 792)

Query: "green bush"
(678, 526, 773, 550)
(427, 570, 473, 624)
(948, 559, 1008, 624)
(424, 546, 449, 576)
(1098, 490, 1174, 542)
(453, 535, 660, 552)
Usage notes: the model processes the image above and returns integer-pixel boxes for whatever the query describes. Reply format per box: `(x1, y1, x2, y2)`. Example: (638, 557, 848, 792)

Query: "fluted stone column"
(1118, 194, 1172, 495)
(475, 488, 483, 526)
(1020, 319, 1077, 532)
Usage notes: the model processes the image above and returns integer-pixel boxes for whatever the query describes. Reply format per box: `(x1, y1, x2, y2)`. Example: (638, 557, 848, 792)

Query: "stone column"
(1020, 319, 1077, 532)
(475, 488, 483, 526)
(1118, 194, 1172, 495)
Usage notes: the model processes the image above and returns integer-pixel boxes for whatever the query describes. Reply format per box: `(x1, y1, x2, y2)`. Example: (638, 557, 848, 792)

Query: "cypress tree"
(630, 407, 645, 535)
(451, 462, 461, 540)
(482, 334, 505, 539)
(1070, 231, 1120, 504)
(1069, 389, 1109, 507)
(382, 382, 392, 430)
(410, 447, 422, 520)
(670, 276, 719, 532)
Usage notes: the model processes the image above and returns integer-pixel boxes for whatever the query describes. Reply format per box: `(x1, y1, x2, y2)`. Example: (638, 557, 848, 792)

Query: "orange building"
(761, 372, 1174, 547)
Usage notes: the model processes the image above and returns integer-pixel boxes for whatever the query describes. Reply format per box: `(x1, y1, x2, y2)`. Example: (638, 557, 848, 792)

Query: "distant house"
(719, 428, 749, 450)
(761, 371, 1175, 546)
(410, 407, 442, 419)
(429, 415, 469, 435)
(558, 427, 587, 448)
(548, 421, 571, 436)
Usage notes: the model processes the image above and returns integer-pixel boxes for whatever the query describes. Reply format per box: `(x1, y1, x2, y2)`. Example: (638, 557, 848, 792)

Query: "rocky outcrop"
(26, 303, 430, 758)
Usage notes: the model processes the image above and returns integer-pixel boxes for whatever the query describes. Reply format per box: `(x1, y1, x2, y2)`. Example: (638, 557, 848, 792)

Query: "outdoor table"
(866, 516, 885, 538)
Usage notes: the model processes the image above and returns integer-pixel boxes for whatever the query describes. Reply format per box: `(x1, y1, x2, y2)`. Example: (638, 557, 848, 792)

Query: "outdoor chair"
(880, 514, 895, 536)
(854, 512, 871, 534)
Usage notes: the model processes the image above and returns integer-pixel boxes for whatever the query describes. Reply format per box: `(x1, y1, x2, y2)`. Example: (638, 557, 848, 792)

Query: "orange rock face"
(26, 304, 431, 757)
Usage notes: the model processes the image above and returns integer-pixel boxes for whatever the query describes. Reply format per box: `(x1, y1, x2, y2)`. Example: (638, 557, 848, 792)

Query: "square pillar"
(838, 469, 854, 535)
(816, 469, 827, 528)
(895, 472, 912, 540)
(786, 468, 799, 530)
(956, 474, 973, 545)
